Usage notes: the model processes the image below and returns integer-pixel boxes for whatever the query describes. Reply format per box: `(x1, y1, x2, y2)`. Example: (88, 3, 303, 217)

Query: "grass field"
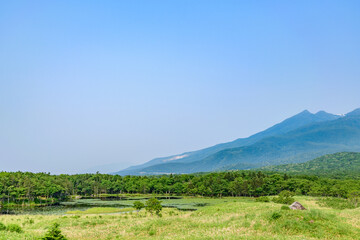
(0, 196, 359, 239)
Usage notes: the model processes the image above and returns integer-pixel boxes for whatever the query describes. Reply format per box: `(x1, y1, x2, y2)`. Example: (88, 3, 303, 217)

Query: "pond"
(0, 196, 246, 215)
(0, 205, 90, 215)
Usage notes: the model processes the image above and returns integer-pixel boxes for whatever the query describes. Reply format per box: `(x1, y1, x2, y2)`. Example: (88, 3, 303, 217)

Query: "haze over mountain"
(115, 108, 360, 175)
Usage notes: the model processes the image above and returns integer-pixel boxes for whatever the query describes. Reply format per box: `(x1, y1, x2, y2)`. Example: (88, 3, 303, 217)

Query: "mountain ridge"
(114, 109, 347, 175)
(133, 113, 360, 174)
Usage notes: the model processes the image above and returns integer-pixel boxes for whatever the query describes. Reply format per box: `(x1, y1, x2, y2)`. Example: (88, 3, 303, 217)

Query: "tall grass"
(0, 196, 359, 239)
(317, 197, 359, 210)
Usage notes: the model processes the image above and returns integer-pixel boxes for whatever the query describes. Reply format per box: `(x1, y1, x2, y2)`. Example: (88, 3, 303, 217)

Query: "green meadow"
(0, 196, 359, 240)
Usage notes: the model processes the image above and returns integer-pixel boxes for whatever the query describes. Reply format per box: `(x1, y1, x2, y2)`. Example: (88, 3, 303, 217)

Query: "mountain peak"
(289, 110, 340, 122)
(315, 110, 333, 117)
(346, 108, 360, 117)
(294, 110, 312, 117)
(315, 110, 327, 115)
(291, 110, 338, 122)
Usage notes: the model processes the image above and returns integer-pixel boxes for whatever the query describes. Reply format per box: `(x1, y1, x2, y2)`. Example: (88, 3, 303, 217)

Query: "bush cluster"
(0, 222, 6, 231)
(7, 224, 23, 233)
(255, 196, 270, 202)
(0, 223, 23, 233)
(272, 191, 295, 205)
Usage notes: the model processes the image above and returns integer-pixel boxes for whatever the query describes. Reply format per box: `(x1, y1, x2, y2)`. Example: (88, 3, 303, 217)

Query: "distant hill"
(116, 110, 340, 175)
(114, 108, 360, 175)
(260, 152, 360, 179)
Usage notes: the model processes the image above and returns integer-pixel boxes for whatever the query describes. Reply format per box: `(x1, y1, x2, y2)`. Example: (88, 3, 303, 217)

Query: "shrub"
(348, 191, 360, 208)
(281, 205, 290, 210)
(145, 198, 162, 216)
(41, 222, 67, 240)
(255, 196, 270, 202)
(133, 201, 145, 212)
(148, 228, 156, 236)
(273, 190, 295, 205)
(7, 224, 23, 233)
(0, 222, 6, 231)
(270, 212, 282, 220)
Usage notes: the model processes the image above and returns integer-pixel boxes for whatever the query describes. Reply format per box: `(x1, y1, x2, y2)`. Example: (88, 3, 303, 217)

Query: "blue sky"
(1, 1, 360, 173)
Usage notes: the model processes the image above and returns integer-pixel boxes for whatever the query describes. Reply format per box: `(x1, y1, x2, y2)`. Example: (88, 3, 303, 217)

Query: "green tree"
(145, 198, 162, 216)
(133, 201, 145, 214)
(41, 223, 67, 240)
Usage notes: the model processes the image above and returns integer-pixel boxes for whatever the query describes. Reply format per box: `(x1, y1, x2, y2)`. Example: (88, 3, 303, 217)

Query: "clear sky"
(1, 0, 360, 174)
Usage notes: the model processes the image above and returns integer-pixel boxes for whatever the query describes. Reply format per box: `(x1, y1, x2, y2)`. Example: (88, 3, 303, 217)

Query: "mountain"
(131, 112, 360, 174)
(114, 109, 342, 175)
(260, 152, 360, 179)
(346, 108, 360, 117)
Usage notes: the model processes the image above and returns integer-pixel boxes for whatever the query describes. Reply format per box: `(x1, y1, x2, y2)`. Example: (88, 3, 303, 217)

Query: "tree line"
(1, 171, 359, 206)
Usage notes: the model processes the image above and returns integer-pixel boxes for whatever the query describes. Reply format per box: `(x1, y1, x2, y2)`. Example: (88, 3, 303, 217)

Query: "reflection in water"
(1, 205, 89, 215)
(0, 196, 188, 215)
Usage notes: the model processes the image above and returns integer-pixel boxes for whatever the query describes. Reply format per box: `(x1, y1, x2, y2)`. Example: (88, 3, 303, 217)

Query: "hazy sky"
(1, 1, 360, 174)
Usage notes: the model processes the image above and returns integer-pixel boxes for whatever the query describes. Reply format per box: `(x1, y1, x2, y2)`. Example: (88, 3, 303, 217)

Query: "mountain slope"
(260, 152, 360, 179)
(119, 109, 360, 175)
(116, 110, 339, 175)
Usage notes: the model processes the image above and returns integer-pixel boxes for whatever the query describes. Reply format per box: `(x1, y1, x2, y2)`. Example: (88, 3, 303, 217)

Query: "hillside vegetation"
(261, 152, 360, 179)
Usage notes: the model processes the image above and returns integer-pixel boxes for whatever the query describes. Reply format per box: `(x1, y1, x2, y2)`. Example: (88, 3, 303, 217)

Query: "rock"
(289, 201, 306, 210)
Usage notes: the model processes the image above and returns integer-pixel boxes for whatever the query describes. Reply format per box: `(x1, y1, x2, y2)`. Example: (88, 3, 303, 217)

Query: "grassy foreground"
(0, 196, 360, 240)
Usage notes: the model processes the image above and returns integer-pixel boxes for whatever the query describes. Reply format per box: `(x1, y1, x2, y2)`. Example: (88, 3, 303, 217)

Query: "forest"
(1, 171, 360, 206)
(261, 152, 360, 179)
